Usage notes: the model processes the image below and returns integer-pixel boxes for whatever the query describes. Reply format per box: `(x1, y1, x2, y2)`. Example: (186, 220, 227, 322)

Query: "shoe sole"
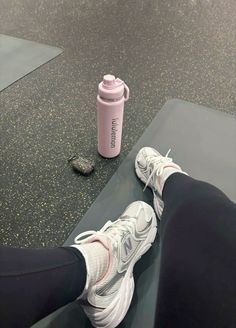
(134, 157, 163, 219)
(83, 206, 157, 328)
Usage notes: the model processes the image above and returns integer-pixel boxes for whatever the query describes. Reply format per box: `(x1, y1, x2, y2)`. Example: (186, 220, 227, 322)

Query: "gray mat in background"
(33, 99, 236, 328)
(0, 35, 62, 91)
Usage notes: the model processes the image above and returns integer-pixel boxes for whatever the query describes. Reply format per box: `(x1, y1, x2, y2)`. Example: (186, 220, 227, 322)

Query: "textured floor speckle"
(0, 0, 235, 247)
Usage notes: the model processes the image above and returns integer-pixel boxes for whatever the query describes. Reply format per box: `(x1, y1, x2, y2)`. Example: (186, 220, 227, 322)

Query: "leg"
(0, 201, 157, 328)
(156, 173, 236, 328)
(135, 147, 236, 328)
(0, 246, 86, 327)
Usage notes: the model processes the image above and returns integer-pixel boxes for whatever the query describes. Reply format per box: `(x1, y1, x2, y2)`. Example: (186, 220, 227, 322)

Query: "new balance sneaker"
(72, 201, 157, 328)
(135, 147, 187, 218)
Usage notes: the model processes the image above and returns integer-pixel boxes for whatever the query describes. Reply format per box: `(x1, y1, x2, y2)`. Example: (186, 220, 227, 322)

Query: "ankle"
(158, 165, 185, 195)
(72, 241, 110, 296)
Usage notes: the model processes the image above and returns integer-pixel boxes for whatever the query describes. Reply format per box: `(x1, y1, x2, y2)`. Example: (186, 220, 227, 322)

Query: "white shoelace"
(74, 217, 136, 247)
(143, 149, 172, 191)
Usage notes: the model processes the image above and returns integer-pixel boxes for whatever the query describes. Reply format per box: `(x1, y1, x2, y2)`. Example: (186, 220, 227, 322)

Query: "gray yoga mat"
(0, 35, 62, 91)
(33, 99, 236, 328)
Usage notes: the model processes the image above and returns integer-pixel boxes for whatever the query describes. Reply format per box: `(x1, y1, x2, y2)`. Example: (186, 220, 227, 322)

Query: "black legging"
(0, 246, 86, 327)
(0, 173, 236, 328)
(156, 173, 236, 328)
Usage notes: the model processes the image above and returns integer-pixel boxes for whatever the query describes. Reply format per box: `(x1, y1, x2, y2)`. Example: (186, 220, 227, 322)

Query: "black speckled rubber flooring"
(0, 0, 235, 247)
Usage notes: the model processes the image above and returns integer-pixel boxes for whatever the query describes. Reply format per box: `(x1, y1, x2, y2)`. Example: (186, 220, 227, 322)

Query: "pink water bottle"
(97, 74, 129, 158)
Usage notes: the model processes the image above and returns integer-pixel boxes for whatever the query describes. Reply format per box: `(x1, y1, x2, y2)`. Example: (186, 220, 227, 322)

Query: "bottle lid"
(103, 74, 116, 88)
(98, 75, 129, 101)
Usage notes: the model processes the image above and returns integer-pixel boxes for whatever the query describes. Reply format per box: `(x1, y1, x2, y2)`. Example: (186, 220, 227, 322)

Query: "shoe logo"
(123, 237, 133, 256)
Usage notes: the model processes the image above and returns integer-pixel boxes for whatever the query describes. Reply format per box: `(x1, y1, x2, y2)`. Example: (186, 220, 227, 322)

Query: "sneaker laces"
(74, 216, 136, 247)
(143, 149, 172, 191)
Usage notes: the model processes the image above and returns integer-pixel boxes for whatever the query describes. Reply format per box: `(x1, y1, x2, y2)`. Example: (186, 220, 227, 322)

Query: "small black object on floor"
(68, 155, 95, 176)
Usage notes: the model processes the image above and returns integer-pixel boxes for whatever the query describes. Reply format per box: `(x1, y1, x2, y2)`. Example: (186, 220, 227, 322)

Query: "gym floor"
(0, 0, 235, 247)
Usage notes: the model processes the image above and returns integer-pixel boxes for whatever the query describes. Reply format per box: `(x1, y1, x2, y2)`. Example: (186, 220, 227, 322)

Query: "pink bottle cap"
(98, 74, 129, 101)
(103, 74, 116, 88)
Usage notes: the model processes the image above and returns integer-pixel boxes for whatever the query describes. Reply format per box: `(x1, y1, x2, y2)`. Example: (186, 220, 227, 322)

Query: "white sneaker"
(135, 147, 186, 218)
(73, 201, 157, 328)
